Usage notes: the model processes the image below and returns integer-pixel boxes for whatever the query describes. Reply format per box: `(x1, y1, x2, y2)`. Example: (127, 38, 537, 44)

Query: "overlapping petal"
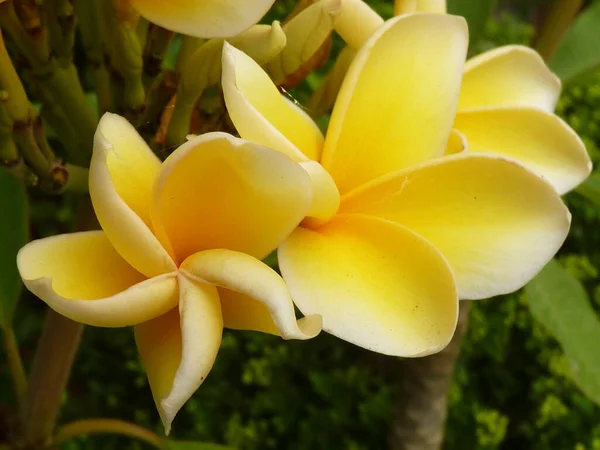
(334, 0, 384, 50)
(135, 274, 222, 434)
(459, 46, 561, 112)
(454, 107, 591, 194)
(90, 113, 176, 278)
(444, 129, 468, 155)
(17, 231, 178, 327)
(130, 0, 277, 38)
(150, 132, 312, 263)
(222, 42, 324, 162)
(321, 13, 468, 194)
(279, 215, 458, 356)
(181, 249, 321, 339)
(341, 153, 571, 299)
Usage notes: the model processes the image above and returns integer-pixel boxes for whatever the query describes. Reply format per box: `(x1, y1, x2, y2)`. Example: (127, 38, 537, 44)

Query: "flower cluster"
(16, 0, 591, 433)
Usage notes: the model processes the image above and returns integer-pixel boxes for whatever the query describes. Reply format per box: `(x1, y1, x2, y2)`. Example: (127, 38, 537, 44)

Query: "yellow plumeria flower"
(334, 0, 591, 194)
(221, 13, 572, 356)
(129, 0, 277, 38)
(17, 113, 321, 433)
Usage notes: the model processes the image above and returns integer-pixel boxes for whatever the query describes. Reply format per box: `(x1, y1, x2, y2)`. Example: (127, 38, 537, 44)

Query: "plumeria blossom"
(17, 113, 321, 433)
(333, 0, 591, 194)
(221, 13, 573, 356)
(129, 0, 277, 38)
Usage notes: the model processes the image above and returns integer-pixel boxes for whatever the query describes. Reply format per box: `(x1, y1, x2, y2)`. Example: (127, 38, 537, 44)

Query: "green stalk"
(2, 327, 27, 409)
(534, 0, 584, 61)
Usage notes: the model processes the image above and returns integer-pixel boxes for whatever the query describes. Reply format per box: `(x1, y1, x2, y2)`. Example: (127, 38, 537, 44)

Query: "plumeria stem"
(534, 0, 584, 61)
(22, 310, 84, 446)
(388, 301, 472, 450)
(2, 327, 27, 409)
(53, 419, 165, 449)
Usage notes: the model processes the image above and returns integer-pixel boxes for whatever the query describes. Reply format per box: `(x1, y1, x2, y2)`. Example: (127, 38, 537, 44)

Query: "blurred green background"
(3, 0, 600, 449)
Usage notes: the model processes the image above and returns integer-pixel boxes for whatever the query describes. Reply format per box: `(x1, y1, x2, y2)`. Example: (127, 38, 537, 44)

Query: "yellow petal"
(181, 249, 321, 339)
(444, 128, 468, 155)
(221, 43, 324, 162)
(90, 113, 176, 278)
(299, 160, 340, 221)
(151, 132, 312, 263)
(17, 231, 178, 327)
(130, 0, 276, 38)
(218, 288, 280, 336)
(278, 214, 458, 356)
(454, 107, 591, 194)
(135, 274, 222, 434)
(395, 0, 446, 14)
(334, 0, 383, 50)
(341, 153, 571, 299)
(321, 14, 468, 194)
(460, 46, 561, 112)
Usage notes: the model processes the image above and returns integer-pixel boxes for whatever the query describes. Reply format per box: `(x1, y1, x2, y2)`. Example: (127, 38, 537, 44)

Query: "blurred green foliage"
(2, 1, 600, 450)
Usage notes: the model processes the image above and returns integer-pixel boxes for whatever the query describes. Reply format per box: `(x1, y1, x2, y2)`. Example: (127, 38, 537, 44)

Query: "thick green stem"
(534, 0, 584, 61)
(22, 310, 84, 446)
(53, 419, 165, 449)
(142, 24, 173, 91)
(2, 327, 27, 408)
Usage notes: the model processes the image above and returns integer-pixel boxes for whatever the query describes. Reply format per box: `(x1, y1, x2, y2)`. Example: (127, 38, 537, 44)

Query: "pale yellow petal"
(130, 0, 277, 38)
(135, 274, 222, 434)
(395, 0, 446, 14)
(279, 214, 458, 356)
(321, 14, 468, 194)
(341, 153, 571, 299)
(299, 160, 340, 221)
(460, 46, 561, 112)
(454, 107, 591, 194)
(218, 288, 280, 336)
(90, 113, 176, 277)
(334, 0, 383, 50)
(151, 132, 312, 263)
(221, 43, 324, 161)
(17, 231, 178, 327)
(444, 129, 468, 156)
(181, 249, 321, 339)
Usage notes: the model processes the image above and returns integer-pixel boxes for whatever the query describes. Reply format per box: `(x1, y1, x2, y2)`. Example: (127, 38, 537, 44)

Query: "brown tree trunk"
(388, 301, 472, 450)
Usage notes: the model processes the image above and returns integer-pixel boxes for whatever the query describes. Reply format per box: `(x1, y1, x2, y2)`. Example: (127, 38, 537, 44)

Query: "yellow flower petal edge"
(150, 131, 313, 263)
(321, 13, 468, 194)
(298, 160, 340, 221)
(180, 249, 322, 340)
(130, 0, 277, 38)
(460, 45, 561, 112)
(454, 107, 592, 194)
(445, 129, 468, 155)
(278, 214, 458, 357)
(17, 231, 179, 327)
(218, 288, 281, 336)
(135, 274, 222, 434)
(334, 0, 384, 50)
(90, 113, 176, 278)
(341, 153, 571, 299)
(221, 42, 323, 162)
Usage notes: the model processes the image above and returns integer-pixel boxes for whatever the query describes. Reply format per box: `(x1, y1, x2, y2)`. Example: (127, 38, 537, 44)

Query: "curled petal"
(90, 113, 176, 277)
(454, 107, 591, 194)
(322, 13, 468, 194)
(222, 43, 324, 161)
(17, 231, 178, 327)
(341, 153, 571, 299)
(181, 249, 321, 339)
(334, 0, 383, 50)
(279, 215, 458, 356)
(135, 274, 222, 434)
(151, 132, 312, 263)
(444, 129, 468, 156)
(130, 0, 277, 38)
(460, 45, 561, 112)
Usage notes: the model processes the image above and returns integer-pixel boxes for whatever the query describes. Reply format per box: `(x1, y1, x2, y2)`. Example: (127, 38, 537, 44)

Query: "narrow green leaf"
(525, 260, 600, 405)
(447, 0, 496, 45)
(549, 1, 600, 83)
(165, 441, 236, 450)
(576, 172, 600, 205)
(0, 169, 28, 330)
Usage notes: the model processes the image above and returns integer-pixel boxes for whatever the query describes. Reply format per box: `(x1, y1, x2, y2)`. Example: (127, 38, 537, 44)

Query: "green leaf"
(165, 441, 237, 450)
(447, 0, 496, 45)
(576, 172, 600, 205)
(549, 1, 600, 83)
(0, 170, 28, 330)
(525, 260, 600, 405)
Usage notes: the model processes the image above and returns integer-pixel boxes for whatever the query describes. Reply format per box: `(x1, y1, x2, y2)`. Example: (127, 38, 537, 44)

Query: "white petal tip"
(295, 314, 323, 339)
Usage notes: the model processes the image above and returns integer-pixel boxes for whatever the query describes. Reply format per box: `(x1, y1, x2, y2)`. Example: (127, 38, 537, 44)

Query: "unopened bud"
(335, 0, 383, 50)
(395, 0, 446, 15)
